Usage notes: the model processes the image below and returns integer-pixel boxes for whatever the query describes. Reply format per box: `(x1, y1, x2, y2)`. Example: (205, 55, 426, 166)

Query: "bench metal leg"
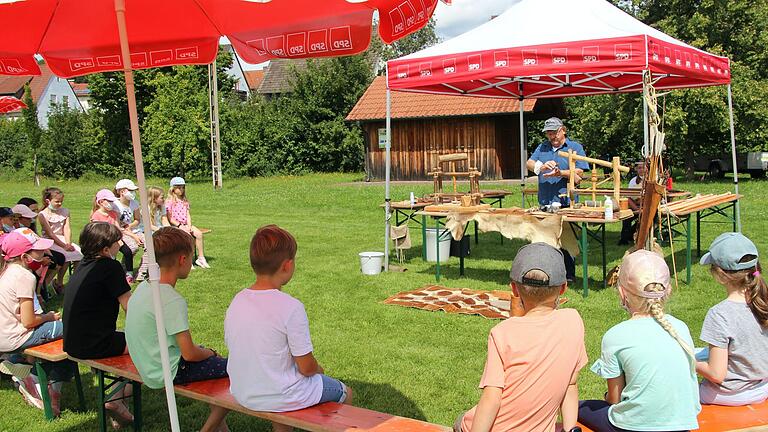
(421, 215, 427, 260)
(34, 361, 55, 420)
(686, 216, 692, 285)
(581, 223, 589, 297)
(133, 382, 142, 432)
(98, 370, 107, 432)
(72, 362, 85, 411)
(435, 217, 441, 282)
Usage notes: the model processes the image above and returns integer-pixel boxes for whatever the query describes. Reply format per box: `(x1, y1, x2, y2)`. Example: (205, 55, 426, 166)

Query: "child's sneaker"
(15, 375, 43, 410)
(48, 384, 61, 417)
(125, 273, 134, 284)
(0, 359, 32, 378)
(194, 257, 210, 269)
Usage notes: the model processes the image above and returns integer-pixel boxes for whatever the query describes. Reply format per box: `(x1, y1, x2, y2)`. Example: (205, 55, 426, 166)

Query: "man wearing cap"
(526, 117, 588, 280)
(527, 117, 589, 207)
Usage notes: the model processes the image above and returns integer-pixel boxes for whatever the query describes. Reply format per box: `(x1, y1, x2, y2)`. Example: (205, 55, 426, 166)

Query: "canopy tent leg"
(114, 1, 181, 431)
(727, 84, 741, 231)
(519, 83, 527, 208)
(384, 85, 392, 271)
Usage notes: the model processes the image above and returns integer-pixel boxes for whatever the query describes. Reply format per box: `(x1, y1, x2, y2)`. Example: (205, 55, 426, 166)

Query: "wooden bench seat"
(25, 341, 452, 432)
(578, 399, 768, 432)
(20, 339, 86, 420)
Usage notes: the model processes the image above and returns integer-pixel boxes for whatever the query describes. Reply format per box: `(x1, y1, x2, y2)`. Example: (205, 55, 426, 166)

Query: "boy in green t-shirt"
(126, 227, 229, 432)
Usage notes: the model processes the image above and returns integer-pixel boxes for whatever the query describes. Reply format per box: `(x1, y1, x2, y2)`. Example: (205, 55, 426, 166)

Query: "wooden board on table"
(424, 204, 491, 213)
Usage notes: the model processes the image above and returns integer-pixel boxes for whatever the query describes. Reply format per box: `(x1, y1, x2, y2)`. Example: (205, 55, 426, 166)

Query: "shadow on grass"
(344, 379, 431, 422)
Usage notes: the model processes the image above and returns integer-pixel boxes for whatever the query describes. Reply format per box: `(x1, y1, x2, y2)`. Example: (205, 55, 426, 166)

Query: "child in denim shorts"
(225, 225, 352, 431)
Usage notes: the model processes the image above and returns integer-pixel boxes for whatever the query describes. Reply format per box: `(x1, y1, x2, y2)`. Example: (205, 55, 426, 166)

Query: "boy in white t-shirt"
(225, 225, 352, 431)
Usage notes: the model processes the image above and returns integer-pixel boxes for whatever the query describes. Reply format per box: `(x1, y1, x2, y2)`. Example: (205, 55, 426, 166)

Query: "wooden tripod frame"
(557, 150, 630, 204)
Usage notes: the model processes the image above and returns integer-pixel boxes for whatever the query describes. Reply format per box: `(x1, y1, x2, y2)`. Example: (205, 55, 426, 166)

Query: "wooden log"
(438, 153, 468, 162)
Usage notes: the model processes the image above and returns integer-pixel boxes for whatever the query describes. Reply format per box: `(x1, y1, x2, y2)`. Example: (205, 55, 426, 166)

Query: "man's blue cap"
(700, 232, 759, 271)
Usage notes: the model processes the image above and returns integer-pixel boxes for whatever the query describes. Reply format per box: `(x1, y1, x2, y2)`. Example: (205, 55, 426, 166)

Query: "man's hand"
(542, 160, 558, 171)
(543, 166, 561, 177)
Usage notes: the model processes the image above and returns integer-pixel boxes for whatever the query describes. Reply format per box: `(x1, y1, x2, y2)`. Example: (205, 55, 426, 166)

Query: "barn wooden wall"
(362, 115, 522, 181)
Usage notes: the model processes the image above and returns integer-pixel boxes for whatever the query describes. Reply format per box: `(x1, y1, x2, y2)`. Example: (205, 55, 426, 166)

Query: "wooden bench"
(578, 399, 768, 432)
(21, 341, 450, 432)
(21, 339, 86, 420)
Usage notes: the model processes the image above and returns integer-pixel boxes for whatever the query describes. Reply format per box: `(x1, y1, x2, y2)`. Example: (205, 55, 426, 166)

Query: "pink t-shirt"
(166, 199, 190, 225)
(0, 264, 36, 352)
(91, 210, 119, 226)
(461, 308, 588, 432)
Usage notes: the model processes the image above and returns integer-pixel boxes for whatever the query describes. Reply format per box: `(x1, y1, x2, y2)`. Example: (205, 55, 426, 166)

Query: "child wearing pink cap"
(91, 189, 136, 284)
(0, 228, 69, 415)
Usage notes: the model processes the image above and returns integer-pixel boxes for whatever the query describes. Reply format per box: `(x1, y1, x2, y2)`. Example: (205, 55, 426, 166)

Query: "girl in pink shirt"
(166, 177, 209, 269)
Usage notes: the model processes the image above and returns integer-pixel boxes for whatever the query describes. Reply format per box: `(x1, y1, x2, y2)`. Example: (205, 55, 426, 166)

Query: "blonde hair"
(623, 282, 696, 373)
(168, 184, 187, 202)
(147, 187, 165, 221)
(710, 259, 768, 327)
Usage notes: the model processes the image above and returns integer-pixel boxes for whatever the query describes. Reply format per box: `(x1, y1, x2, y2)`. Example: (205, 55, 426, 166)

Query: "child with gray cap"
(696, 232, 768, 406)
(454, 243, 587, 432)
(578, 250, 700, 432)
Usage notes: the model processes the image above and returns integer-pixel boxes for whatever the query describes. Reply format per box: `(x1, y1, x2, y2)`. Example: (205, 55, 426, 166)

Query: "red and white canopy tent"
(381, 0, 739, 267)
(0, 96, 26, 114)
(0, 0, 438, 429)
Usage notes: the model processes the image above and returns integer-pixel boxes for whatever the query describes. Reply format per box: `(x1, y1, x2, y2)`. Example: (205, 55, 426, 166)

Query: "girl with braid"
(697, 233, 768, 406)
(578, 250, 700, 432)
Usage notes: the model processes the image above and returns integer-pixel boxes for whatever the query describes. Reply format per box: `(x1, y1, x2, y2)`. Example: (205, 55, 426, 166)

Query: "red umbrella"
(0, 0, 438, 429)
(0, 96, 26, 114)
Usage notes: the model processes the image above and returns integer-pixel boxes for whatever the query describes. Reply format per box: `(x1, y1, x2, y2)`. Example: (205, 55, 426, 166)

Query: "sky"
(239, 0, 519, 71)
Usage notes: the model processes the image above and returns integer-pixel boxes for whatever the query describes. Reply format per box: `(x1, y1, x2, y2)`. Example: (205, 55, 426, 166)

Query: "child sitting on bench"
(126, 227, 229, 432)
(696, 233, 768, 406)
(578, 250, 700, 432)
(225, 225, 352, 432)
(454, 243, 587, 432)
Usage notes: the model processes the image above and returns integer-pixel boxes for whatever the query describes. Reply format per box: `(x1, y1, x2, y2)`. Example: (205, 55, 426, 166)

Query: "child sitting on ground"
(578, 250, 700, 432)
(696, 232, 768, 406)
(166, 177, 209, 269)
(38, 187, 83, 292)
(125, 227, 229, 432)
(91, 189, 136, 284)
(454, 243, 586, 432)
(225, 225, 352, 431)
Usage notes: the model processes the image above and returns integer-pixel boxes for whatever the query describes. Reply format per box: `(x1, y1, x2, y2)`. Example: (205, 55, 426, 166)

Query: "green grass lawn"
(0, 173, 763, 431)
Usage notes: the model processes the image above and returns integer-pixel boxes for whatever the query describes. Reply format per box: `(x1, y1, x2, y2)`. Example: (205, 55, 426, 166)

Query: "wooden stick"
(557, 151, 630, 172)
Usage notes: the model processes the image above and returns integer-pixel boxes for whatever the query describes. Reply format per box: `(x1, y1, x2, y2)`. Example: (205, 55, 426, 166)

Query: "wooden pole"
(612, 156, 621, 204)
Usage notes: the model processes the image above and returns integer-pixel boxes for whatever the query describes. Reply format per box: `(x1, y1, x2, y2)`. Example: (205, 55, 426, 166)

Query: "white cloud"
(434, 0, 521, 40)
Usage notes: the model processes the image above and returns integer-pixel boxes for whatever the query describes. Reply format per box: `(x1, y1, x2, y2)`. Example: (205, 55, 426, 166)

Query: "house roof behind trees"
(346, 76, 537, 121)
(256, 59, 307, 95)
(243, 70, 265, 92)
(0, 63, 57, 112)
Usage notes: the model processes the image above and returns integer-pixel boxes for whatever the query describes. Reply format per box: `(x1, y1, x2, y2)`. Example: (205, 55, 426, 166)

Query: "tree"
(21, 84, 42, 185)
(565, 0, 768, 177)
(41, 105, 89, 178)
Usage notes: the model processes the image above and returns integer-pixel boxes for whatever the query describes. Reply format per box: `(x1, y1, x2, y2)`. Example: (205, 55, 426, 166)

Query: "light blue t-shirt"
(125, 281, 189, 389)
(591, 315, 701, 431)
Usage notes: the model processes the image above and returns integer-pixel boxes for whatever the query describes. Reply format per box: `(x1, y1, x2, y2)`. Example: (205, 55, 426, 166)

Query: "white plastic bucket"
(359, 252, 384, 275)
(425, 228, 451, 263)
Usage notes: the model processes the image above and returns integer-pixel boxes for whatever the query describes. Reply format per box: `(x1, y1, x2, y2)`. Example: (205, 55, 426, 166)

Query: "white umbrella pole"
(384, 82, 392, 271)
(518, 96, 526, 207)
(727, 84, 741, 231)
(114, 1, 181, 431)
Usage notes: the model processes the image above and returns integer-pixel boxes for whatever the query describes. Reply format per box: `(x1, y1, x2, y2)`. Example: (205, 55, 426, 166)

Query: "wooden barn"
(346, 76, 565, 181)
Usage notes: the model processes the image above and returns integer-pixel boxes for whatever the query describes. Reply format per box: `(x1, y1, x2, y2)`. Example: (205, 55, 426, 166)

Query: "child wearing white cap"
(696, 232, 768, 406)
(166, 177, 210, 268)
(578, 250, 700, 432)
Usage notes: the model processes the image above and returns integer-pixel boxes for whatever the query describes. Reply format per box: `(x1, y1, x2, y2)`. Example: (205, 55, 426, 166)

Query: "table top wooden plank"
(662, 194, 742, 216)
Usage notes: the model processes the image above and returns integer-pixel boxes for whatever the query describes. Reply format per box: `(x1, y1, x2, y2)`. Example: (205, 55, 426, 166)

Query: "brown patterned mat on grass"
(383, 285, 513, 319)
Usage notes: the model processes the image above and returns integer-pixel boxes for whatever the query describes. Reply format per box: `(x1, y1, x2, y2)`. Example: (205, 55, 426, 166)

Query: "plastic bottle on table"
(604, 196, 614, 220)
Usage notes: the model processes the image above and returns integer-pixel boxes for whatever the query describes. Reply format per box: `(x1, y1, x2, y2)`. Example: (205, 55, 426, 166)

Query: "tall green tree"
(21, 84, 42, 184)
(41, 105, 88, 178)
